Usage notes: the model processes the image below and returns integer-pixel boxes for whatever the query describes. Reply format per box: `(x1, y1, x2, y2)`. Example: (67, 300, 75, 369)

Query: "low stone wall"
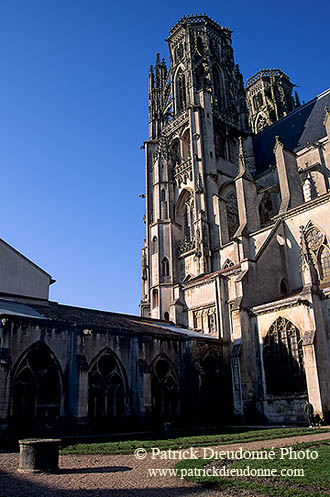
(258, 397, 307, 424)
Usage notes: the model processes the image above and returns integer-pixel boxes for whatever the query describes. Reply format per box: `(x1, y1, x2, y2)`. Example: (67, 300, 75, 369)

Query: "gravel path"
(0, 431, 329, 497)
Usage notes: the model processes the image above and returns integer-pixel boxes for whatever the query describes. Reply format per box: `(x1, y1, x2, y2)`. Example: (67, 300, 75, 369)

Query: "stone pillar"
(303, 340, 323, 415)
(76, 354, 89, 428)
(230, 344, 243, 420)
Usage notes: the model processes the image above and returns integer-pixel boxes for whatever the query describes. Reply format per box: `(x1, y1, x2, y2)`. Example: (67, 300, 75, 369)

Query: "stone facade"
(0, 300, 230, 436)
(246, 69, 298, 134)
(140, 14, 330, 424)
(0, 14, 329, 435)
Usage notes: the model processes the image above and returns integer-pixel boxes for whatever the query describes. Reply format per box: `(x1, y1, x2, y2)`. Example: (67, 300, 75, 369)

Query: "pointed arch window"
(259, 193, 274, 226)
(151, 357, 179, 422)
(255, 114, 267, 133)
(225, 192, 239, 239)
(152, 289, 158, 308)
(262, 317, 306, 396)
(176, 70, 186, 114)
(170, 139, 181, 166)
(12, 343, 62, 423)
(183, 199, 194, 241)
(181, 130, 191, 162)
(319, 247, 330, 280)
(304, 225, 330, 282)
(89, 350, 126, 422)
(152, 236, 158, 255)
(212, 65, 222, 109)
(161, 257, 169, 277)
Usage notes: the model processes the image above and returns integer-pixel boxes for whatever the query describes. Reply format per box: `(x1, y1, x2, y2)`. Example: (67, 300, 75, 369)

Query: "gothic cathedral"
(141, 14, 330, 423)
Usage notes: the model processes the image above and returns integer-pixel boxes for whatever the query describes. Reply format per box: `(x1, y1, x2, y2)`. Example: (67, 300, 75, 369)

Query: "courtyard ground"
(0, 429, 329, 497)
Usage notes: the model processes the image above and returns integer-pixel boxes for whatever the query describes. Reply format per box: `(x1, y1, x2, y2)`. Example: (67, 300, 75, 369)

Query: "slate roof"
(0, 298, 45, 319)
(253, 88, 330, 173)
(0, 299, 214, 340)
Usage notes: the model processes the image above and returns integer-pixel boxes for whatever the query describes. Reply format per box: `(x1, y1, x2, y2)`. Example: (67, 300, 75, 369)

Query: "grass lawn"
(60, 426, 330, 456)
(176, 440, 330, 497)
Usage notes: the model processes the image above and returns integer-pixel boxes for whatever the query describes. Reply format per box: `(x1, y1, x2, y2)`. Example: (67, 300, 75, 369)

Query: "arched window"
(181, 130, 190, 162)
(151, 357, 179, 422)
(212, 65, 222, 108)
(176, 191, 195, 254)
(12, 343, 62, 427)
(176, 69, 186, 114)
(319, 247, 330, 280)
(259, 193, 274, 226)
(170, 139, 181, 166)
(152, 236, 158, 255)
(208, 312, 216, 333)
(161, 257, 169, 277)
(89, 350, 126, 423)
(225, 192, 239, 239)
(152, 289, 158, 308)
(262, 317, 306, 396)
(164, 311, 169, 321)
(255, 114, 267, 133)
(304, 225, 330, 282)
(196, 36, 204, 56)
(160, 189, 166, 202)
(214, 126, 226, 159)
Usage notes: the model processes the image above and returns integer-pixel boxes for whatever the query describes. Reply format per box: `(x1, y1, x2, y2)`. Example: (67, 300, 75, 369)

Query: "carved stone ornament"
(302, 329, 315, 346)
(177, 236, 195, 255)
(153, 135, 170, 164)
(174, 159, 193, 186)
(305, 228, 324, 252)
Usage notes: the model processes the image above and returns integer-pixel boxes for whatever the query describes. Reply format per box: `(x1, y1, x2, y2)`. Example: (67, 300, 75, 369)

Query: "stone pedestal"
(18, 438, 61, 473)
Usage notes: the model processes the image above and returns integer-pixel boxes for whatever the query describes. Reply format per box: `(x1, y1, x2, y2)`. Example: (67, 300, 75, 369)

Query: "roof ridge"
(317, 87, 330, 99)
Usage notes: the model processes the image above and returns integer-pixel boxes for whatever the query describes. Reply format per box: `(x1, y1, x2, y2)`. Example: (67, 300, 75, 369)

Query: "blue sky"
(0, 0, 329, 315)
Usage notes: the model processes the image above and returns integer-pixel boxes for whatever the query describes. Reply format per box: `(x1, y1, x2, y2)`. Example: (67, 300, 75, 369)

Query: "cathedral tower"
(140, 14, 252, 324)
(246, 68, 297, 133)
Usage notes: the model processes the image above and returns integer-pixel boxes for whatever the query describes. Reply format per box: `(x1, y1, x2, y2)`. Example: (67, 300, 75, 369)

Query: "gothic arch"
(258, 192, 275, 226)
(262, 317, 306, 396)
(255, 112, 268, 133)
(212, 63, 225, 108)
(151, 354, 179, 422)
(225, 192, 239, 239)
(175, 189, 194, 242)
(11, 341, 63, 424)
(88, 348, 128, 423)
(222, 258, 235, 269)
(303, 222, 330, 282)
(170, 138, 181, 166)
(181, 128, 191, 162)
(174, 67, 187, 115)
(161, 257, 169, 277)
(152, 236, 158, 255)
